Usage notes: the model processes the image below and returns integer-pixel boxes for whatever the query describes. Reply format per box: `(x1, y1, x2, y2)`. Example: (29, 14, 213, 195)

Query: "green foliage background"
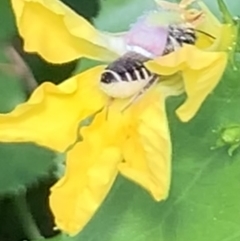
(0, 0, 239, 241)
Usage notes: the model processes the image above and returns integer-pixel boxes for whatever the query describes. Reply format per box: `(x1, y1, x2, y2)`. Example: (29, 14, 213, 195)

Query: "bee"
(100, 5, 214, 112)
(101, 52, 158, 95)
(100, 51, 159, 112)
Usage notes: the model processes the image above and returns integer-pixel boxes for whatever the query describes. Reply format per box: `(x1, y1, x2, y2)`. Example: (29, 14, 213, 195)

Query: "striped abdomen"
(100, 52, 157, 98)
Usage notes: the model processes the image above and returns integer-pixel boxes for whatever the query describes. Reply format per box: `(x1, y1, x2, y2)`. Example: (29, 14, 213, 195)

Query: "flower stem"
(13, 192, 44, 240)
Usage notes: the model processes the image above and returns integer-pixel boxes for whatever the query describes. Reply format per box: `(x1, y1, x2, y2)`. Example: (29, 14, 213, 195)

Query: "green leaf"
(61, 0, 101, 21)
(203, 0, 240, 18)
(0, 143, 59, 195)
(35, 234, 73, 241)
(0, 73, 26, 113)
(217, 0, 235, 24)
(94, 0, 156, 32)
(0, 0, 16, 39)
(0, 50, 27, 113)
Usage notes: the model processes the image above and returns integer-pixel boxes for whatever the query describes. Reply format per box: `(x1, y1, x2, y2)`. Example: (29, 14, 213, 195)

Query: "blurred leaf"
(0, 197, 25, 241)
(0, 48, 27, 113)
(35, 234, 72, 241)
(0, 143, 59, 195)
(0, 72, 26, 113)
(94, 0, 156, 32)
(0, 0, 16, 39)
(203, 0, 240, 18)
(62, 0, 101, 21)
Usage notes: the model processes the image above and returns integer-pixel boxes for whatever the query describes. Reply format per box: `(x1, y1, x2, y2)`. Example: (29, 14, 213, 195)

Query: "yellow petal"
(176, 54, 227, 121)
(119, 93, 171, 201)
(11, 0, 126, 63)
(50, 106, 128, 235)
(145, 45, 228, 122)
(50, 144, 122, 235)
(0, 65, 107, 152)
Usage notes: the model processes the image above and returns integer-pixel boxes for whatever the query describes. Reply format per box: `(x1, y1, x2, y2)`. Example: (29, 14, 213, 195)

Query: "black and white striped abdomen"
(100, 52, 155, 98)
(163, 24, 197, 55)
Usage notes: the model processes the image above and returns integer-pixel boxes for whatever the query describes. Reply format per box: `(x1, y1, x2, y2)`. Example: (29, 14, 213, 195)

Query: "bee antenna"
(195, 29, 216, 39)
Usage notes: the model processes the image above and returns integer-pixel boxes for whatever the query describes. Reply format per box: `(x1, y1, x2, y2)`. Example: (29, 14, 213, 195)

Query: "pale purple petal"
(124, 14, 169, 57)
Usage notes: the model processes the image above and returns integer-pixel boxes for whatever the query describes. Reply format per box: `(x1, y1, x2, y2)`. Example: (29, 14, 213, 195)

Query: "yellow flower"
(0, 0, 236, 235)
(0, 65, 172, 234)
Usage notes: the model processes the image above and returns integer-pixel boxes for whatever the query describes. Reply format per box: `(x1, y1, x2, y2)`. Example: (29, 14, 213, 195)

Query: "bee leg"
(121, 75, 159, 113)
(105, 97, 114, 120)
